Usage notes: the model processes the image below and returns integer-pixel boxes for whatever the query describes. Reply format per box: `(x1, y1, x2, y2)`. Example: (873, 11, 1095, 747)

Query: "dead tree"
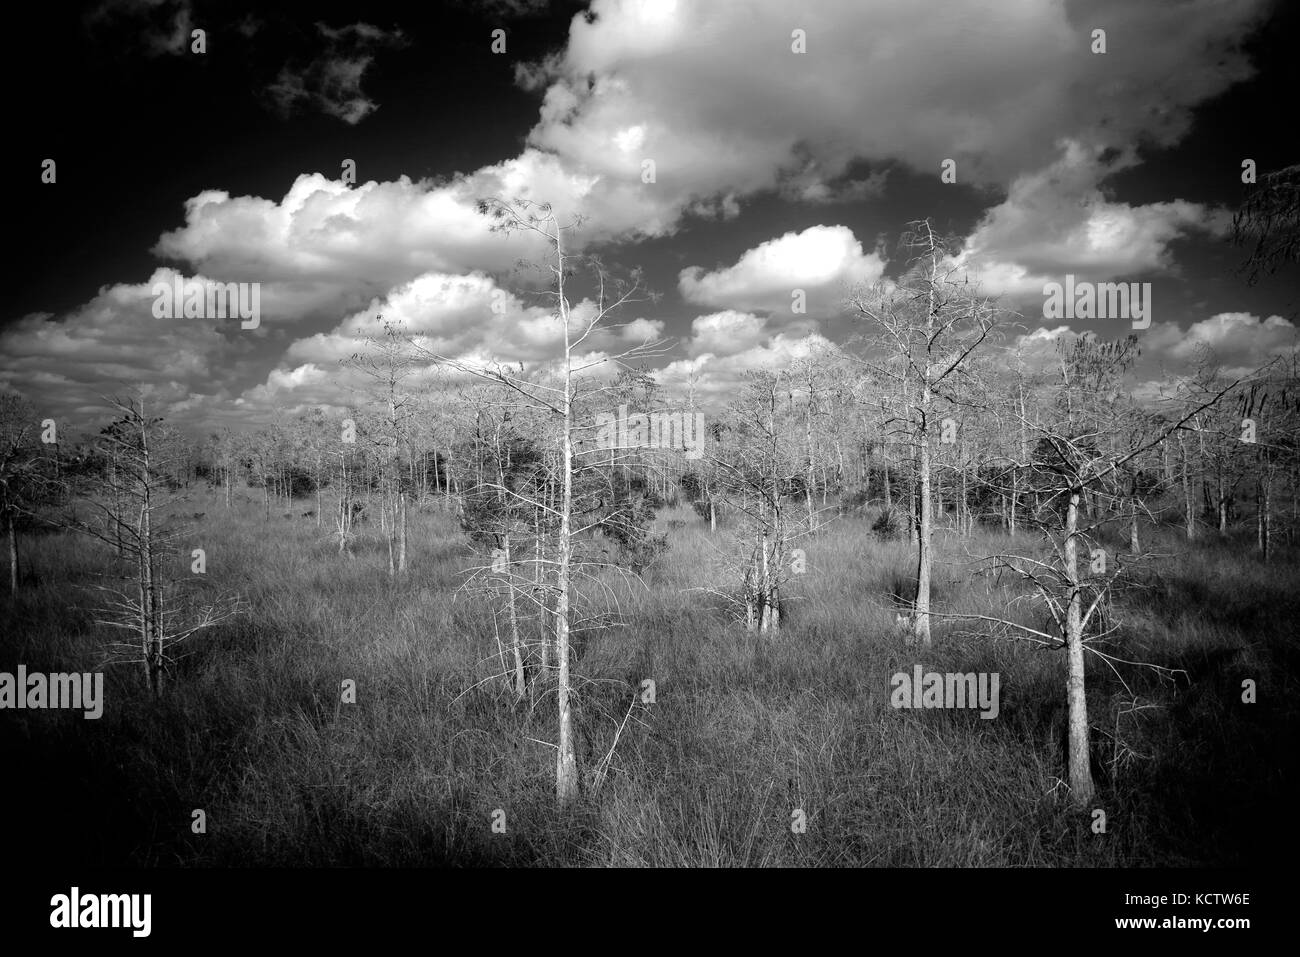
(0, 395, 46, 594)
(344, 320, 417, 576)
(941, 337, 1247, 806)
(411, 197, 667, 806)
(76, 393, 243, 697)
(847, 220, 999, 645)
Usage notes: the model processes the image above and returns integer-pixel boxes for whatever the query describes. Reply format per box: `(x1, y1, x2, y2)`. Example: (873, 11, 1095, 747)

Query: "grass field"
(2, 490, 1297, 866)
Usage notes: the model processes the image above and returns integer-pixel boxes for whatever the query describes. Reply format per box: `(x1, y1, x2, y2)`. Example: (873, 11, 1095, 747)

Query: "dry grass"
(2, 490, 1296, 866)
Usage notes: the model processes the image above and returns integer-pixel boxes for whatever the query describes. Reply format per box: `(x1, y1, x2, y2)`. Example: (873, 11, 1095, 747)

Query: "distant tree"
(76, 393, 244, 697)
(344, 318, 418, 576)
(0, 394, 49, 593)
(703, 370, 809, 633)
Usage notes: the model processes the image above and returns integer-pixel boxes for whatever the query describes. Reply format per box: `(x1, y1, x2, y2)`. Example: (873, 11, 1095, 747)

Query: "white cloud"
(679, 225, 884, 315)
(521, 0, 1268, 231)
(658, 331, 840, 403)
(1142, 312, 1298, 377)
(1003, 313, 1300, 388)
(0, 268, 262, 425)
(954, 141, 1230, 301)
(15, 0, 1279, 433)
(684, 311, 768, 357)
(152, 170, 548, 285)
(619, 317, 666, 342)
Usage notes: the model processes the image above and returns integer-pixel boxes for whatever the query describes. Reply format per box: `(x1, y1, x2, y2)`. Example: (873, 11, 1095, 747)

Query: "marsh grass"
(2, 491, 1295, 866)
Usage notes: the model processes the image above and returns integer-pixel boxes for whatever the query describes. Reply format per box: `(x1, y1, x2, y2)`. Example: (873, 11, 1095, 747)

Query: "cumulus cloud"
(954, 141, 1231, 301)
(684, 311, 768, 357)
(518, 0, 1268, 231)
(679, 225, 885, 315)
(24, 0, 1280, 433)
(245, 268, 669, 414)
(152, 170, 548, 285)
(0, 268, 264, 425)
(1002, 312, 1299, 389)
(619, 317, 666, 342)
(279, 270, 586, 370)
(658, 331, 840, 404)
(1141, 312, 1299, 377)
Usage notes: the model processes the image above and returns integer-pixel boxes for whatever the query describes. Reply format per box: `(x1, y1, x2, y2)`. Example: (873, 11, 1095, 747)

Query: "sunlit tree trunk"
(554, 229, 579, 807)
(1064, 487, 1095, 805)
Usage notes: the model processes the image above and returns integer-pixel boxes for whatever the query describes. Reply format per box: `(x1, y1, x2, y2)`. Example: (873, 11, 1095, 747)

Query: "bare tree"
(76, 393, 243, 697)
(847, 220, 999, 645)
(344, 318, 418, 576)
(703, 369, 811, 632)
(0, 394, 48, 594)
(411, 197, 667, 806)
(943, 337, 1248, 805)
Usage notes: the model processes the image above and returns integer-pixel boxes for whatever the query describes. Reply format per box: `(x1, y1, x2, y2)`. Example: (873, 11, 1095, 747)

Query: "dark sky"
(6, 1, 588, 317)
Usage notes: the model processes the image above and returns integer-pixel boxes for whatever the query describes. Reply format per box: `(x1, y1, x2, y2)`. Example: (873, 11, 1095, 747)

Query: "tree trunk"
(6, 509, 18, 595)
(908, 480, 918, 545)
(1129, 476, 1140, 555)
(337, 493, 351, 555)
(554, 238, 579, 808)
(535, 513, 549, 673)
(503, 533, 526, 699)
(1217, 473, 1228, 535)
(1064, 487, 1095, 805)
(398, 490, 407, 573)
(961, 466, 969, 535)
(804, 388, 816, 530)
(1257, 470, 1271, 562)
(139, 430, 164, 700)
(914, 409, 933, 644)
(883, 446, 892, 511)
(386, 489, 395, 577)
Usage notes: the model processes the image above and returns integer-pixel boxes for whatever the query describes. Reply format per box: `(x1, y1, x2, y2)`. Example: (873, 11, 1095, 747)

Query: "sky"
(4, 0, 1298, 439)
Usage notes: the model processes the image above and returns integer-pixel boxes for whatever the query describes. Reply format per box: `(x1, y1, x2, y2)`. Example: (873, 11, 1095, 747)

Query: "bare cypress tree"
(75, 393, 243, 697)
(703, 369, 811, 633)
(936, 338, 1249, 805)
(847, 220, 998, 645)
(1234, 376, 1300, 561)
(411, 197, 665, 806)
(0, 395, 48, 594)
(343, 320, 416, 577)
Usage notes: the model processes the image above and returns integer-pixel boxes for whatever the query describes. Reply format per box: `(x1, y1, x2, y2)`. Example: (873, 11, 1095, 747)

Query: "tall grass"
(1, 491, 1295, 866)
